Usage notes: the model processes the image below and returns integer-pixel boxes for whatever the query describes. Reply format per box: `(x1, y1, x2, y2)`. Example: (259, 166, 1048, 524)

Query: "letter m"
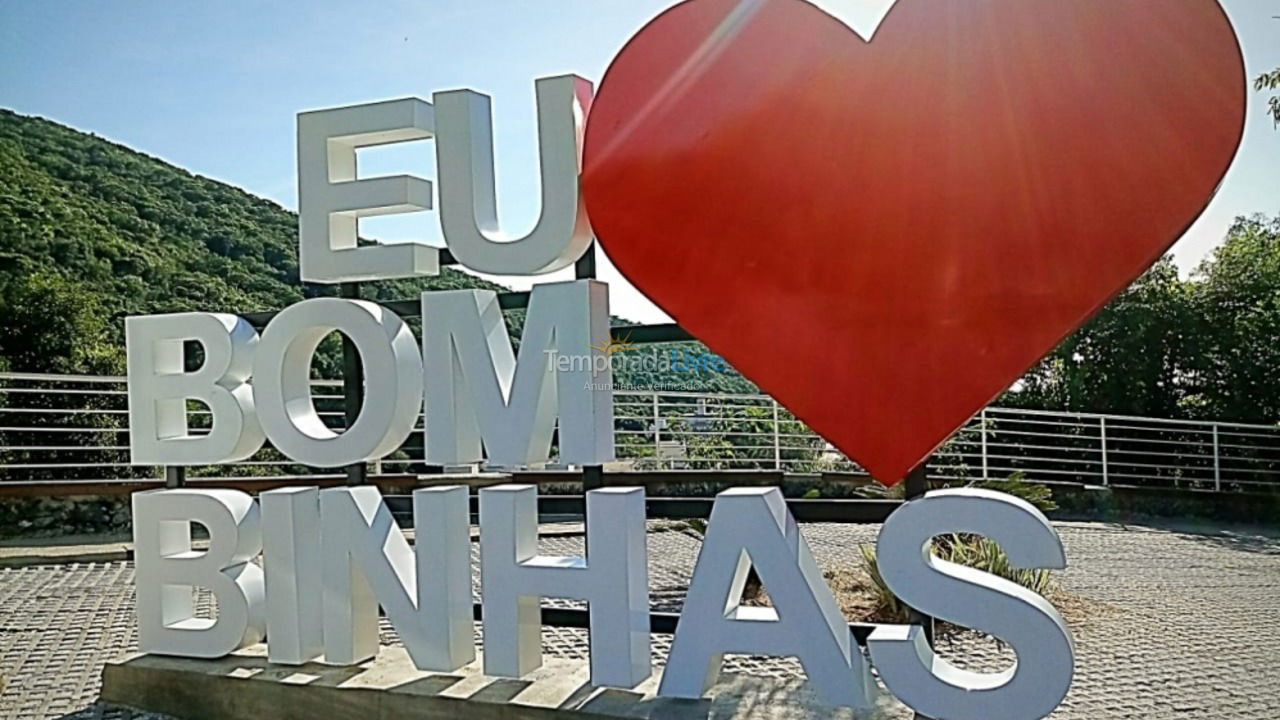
(421, 280, 612, 467)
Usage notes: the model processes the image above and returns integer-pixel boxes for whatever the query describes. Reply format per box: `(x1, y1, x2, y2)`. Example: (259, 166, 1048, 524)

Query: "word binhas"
(134, 485, 1074, 720)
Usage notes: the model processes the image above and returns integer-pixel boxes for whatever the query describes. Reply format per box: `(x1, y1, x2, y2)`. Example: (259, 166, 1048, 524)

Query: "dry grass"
(740, 567, 890, 621)
(1045, 585, 1119, 627)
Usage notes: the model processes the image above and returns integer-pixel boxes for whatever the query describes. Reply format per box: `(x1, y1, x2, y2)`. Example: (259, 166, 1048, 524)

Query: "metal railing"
(2, 372, 1279, 492)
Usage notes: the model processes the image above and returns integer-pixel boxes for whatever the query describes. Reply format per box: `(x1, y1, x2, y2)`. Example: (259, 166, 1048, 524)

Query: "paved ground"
(1, 520, 1277, 719)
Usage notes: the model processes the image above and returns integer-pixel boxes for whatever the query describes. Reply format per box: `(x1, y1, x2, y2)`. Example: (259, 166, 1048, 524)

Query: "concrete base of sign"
(101, 645, 911, 720)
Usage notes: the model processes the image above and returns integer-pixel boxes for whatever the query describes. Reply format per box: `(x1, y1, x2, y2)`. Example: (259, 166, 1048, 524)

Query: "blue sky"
(2, 0, 1278, 323)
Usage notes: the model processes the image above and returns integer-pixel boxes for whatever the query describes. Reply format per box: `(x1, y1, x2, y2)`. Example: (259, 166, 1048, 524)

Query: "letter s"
(867, 488, 1074, 720)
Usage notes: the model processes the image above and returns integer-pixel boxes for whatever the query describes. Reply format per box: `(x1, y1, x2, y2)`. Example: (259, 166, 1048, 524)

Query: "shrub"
(858, 544, 908, 622)
(858, 533, 1053, 624)
(970, 472, 1057, 513)
(857, 475, 1057, 623)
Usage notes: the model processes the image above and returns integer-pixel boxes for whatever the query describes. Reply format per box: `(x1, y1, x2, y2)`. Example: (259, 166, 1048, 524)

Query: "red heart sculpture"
(582, 0, 1245, 485)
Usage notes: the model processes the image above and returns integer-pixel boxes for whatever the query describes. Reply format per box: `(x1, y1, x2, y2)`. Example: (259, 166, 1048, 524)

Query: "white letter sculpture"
(867, 488, 1075, 720)
(132, 489, 265, 658)
(253, 298, 423, 467)
(422, 280, 612, 467)
(479, 485, 649, 688)
(297, 98, 439, 283)
(319, 486, 474, 670)
(435, 75, 594, 275)
(260, 487, 324, 665)
(125, 313, 263, 465)
(659, 488, 878, 710)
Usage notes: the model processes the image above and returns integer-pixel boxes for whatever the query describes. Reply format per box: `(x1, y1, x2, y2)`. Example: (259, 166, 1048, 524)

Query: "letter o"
(253, 299, 423, 467)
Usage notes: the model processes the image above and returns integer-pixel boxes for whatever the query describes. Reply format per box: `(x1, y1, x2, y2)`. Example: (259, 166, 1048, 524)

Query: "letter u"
(434, 75, 595, 275)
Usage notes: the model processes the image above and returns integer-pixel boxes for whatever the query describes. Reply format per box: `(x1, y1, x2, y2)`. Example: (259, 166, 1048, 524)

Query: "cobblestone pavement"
(1, 520, 1277, 719)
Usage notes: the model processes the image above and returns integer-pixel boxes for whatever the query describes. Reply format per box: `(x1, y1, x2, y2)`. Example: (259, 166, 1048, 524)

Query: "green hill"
(0, 108, 513, 376)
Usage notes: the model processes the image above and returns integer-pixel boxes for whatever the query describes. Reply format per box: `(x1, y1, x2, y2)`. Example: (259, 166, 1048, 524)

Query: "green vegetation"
(0, 108, 512, 377)
(858, 536, 1053, 624)
(1259, 68, 1280, 127)
(972, 473, 1057, 512)
(858, 473, 1058, 622)
(1003, 215, 1280, 425)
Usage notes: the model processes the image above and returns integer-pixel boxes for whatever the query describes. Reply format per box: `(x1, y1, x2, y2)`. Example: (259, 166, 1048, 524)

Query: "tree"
(0, 263, 121, 375)
(1258, 68, 1280, 127)
(1002, 256, 1193, 418)
(1000, 213, 1280, 428)
(1183, 214, 1280, 423)
(0, 108, 519, 379)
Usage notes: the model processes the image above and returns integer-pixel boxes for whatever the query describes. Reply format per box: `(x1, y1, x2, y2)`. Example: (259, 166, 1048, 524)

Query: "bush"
(854, 470, 1057, 513)
(858, 533, 1053, 623)
(857, 475, 1056, 623)
(858, 544, 908, 622)
(970, 472, 1057, 513)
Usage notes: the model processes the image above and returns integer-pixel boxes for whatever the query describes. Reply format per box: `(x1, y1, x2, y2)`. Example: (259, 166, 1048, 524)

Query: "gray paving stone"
(2, 521, 1277, 719)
